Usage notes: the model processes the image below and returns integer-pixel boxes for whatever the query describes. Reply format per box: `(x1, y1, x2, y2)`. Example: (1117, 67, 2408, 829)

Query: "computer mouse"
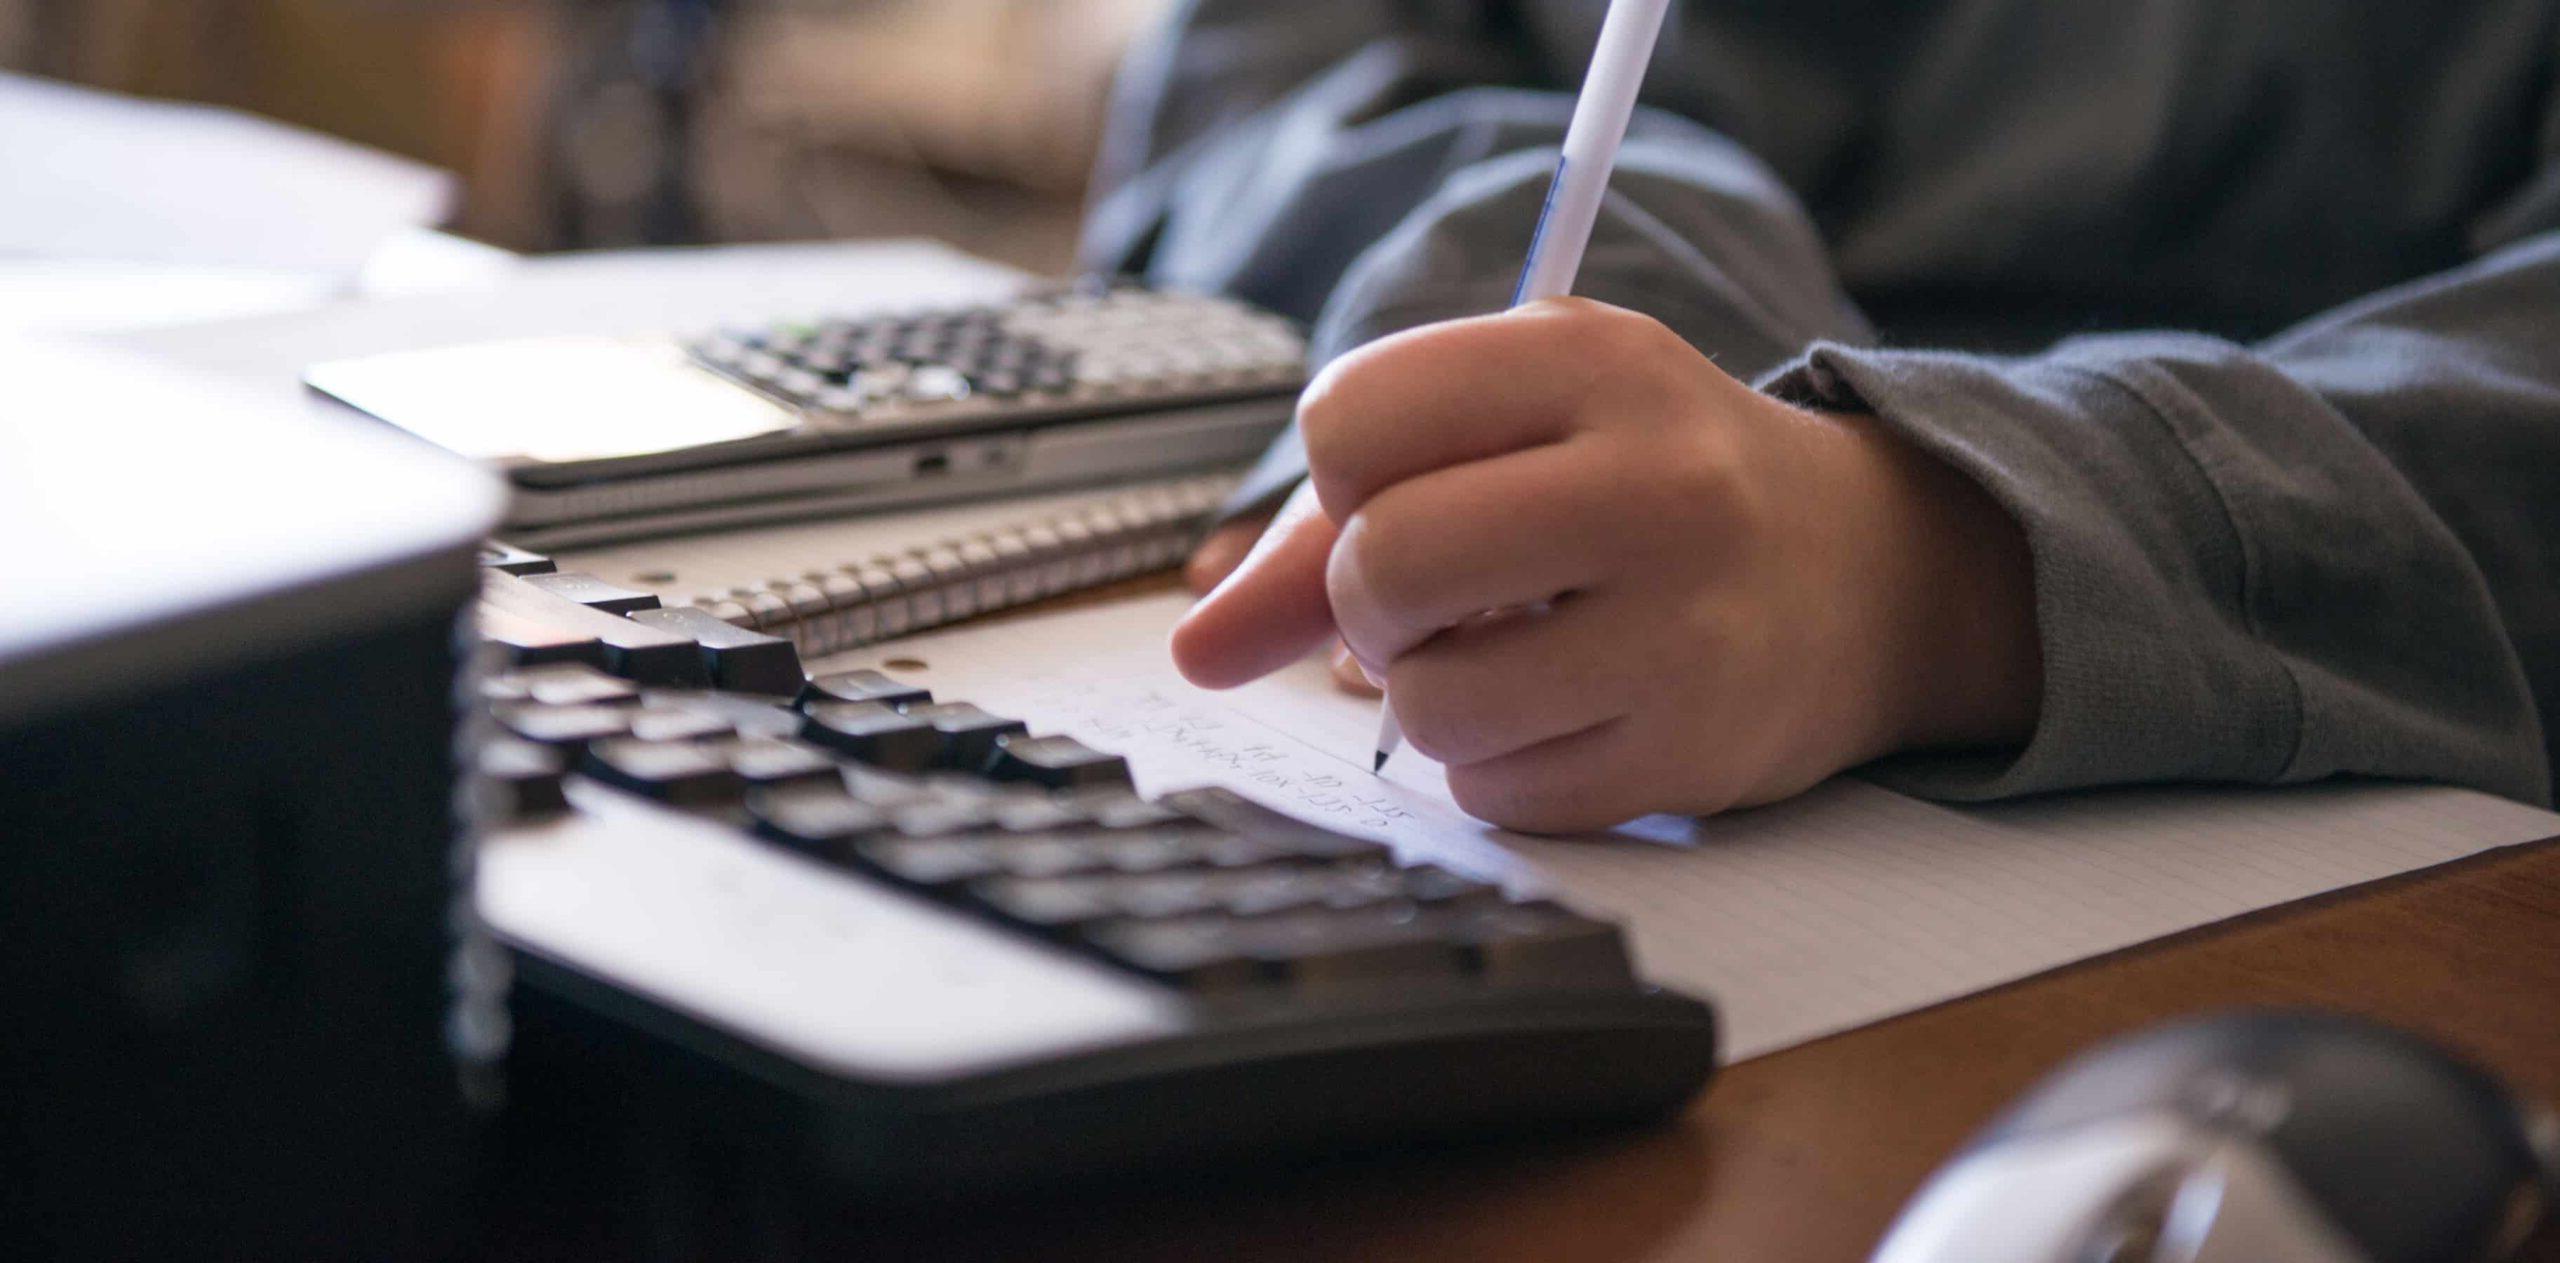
(1869, 1010, 2558, 1263)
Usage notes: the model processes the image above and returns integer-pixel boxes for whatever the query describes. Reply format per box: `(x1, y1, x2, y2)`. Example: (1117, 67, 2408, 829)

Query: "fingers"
(1442, 720, 1662, 835)
(1325, 442, 1624, 668)
(1329, 643, 1383, 696)
(1184, 518, 1266, 593)
(1380, 595, 1638, 767)
(1169, 482, 1338, 689)
(1300, 298, 1673, 522)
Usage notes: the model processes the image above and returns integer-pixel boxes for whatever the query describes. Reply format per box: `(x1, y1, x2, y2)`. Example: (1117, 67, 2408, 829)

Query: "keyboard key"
(1236, 906, 1466, 991)
(477, 738, 568, 820)
(986, 733, 1133, 790)
(1067, 788, 1186, 830)
(800, 701, 948, 772)
(989, 789, 1091, 833)
(481, 571, 707, 687)
(1215, 869, 1346, 918)
(972, 861, 1422, 936)
(748, 787, 889, 856)
(969, 875, 1126, 930)
(1078, 919, 1264, 992)
(579, 739, 746, 808)
(476, 604, 608, 670)
(799, 668, 931, 709)
(483, 663, 641, 709)
(1390, 865, 1503, 908)
(848, 837, 1008, 889)
(1119, 868, 1317, 919)
(706, 736, 842, 790)
(521, 571, 663, 615)
(1456, 902, 1634, 987)
(983, 835, 1118, 879)
(497, 703, 632, 750)
(1157, 787, 1391, 862)
(840, 764, 933, 808)
(1077, 825, 1281, 874)
(903, 702, 1029, 770)
(642, 688, 801, 738)
(627, 606, 806, 696)
(624, 706, 734, 744)
(885, 794, 999, 838)
(478, 541, 557, 575)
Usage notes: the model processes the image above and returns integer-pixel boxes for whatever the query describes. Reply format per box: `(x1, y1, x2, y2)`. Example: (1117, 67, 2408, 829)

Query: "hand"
(1172, 298, 2040, 832)
(1184, 495, 1381, 697)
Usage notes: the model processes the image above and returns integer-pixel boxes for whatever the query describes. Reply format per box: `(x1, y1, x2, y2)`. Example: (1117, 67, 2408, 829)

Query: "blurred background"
(0, 0, 1171, 271)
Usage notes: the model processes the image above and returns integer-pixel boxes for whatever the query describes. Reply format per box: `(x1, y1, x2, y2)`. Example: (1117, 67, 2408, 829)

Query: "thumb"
(1170, 480, 1340, 688)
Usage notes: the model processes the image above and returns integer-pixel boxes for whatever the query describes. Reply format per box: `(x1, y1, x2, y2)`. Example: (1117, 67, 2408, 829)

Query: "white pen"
(1373, 0, 1674, 774)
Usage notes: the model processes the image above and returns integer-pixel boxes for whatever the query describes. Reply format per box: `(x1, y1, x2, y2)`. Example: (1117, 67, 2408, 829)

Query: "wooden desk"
(872, 827, 2560, 1261)
(475, 580, 2560, 1260)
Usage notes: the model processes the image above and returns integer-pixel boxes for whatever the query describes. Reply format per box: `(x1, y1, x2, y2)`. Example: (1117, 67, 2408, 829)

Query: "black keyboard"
(468, 549, 1718, 1194)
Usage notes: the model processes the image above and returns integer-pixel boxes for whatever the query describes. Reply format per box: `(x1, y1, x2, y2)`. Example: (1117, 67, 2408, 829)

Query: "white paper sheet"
(817, 593, 2560, 1060)
(0, 72, 453, 275)
(93, 240, 1025, 421)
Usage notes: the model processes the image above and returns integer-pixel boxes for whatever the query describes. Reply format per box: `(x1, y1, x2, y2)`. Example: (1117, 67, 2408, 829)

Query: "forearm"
(1767, 234, 2560, 806)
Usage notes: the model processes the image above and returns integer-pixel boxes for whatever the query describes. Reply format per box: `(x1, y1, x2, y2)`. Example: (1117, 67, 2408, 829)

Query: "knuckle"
(1293, 360, 1355, 462)
(1566, 300, 1679, 365)
(1613, 413, 1750, 528)
(1298, 339, 1403, 462)
(1323, 524, 1407, 660)
(1322, 566, 1380, 660)
(1337, 505, 1436, 619)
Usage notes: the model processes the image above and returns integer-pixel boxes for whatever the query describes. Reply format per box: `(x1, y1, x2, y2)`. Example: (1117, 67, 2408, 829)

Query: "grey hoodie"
(1081, 0, 2560, 807)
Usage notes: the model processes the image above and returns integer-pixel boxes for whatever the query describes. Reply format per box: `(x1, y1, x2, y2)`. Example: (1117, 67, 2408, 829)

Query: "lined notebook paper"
(816, 593, 2560, 1060)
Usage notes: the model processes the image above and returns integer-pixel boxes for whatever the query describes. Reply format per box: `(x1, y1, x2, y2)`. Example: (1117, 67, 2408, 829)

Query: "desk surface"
(873, 772, 2560, 1259)
(77, 232, 2551, 1255)
(785, 576, 2560, 1262)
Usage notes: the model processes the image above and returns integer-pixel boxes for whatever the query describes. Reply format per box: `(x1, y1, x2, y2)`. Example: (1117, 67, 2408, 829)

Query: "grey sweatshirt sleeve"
(1087, 1, 2560, 808)
(1080, 0, 1525, 321)
(1767, 234, 2560, 807)
(1081, 0, 1874, 517)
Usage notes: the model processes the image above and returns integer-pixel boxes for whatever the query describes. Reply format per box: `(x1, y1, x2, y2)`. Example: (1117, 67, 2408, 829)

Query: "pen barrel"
(1513, 0, 1676, 305)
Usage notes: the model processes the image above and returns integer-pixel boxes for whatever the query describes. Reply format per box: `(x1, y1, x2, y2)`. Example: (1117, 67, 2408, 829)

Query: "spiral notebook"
(549, 472, 1236, 656)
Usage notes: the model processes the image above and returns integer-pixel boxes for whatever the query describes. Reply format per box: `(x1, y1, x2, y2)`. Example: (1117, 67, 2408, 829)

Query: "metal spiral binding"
(688, 475, 1234, 656)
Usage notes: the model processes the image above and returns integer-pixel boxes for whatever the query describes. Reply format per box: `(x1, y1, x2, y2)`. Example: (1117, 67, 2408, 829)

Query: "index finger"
(1298, 298, 1638, 523)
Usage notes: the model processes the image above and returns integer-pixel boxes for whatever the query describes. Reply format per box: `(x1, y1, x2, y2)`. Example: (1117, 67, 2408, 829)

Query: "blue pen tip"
(1372, 749, 1390, 773)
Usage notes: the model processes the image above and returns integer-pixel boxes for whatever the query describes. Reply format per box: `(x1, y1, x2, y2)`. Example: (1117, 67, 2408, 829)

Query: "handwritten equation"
(1001, 676, 1422, 837)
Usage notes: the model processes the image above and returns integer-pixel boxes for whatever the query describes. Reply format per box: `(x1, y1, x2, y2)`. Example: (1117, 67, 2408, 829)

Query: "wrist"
(1830, 411, 2043, 757)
